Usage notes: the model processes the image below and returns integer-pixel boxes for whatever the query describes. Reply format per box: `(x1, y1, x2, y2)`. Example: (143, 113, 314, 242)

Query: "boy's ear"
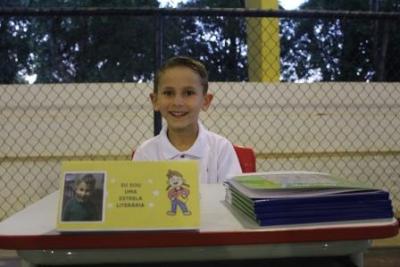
(150, 93, 159, 111)
(201, 93, 213, 111)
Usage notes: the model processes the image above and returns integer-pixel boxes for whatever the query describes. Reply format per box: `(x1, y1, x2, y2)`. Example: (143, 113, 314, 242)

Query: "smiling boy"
(133, 56, 242, 183)
(62, 174, 99, 221)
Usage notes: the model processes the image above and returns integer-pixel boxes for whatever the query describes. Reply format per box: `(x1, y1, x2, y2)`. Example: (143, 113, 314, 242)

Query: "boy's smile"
(151, 66, 213, 134)
(169, 111, 189, 119)
(169, 111, 188, 117)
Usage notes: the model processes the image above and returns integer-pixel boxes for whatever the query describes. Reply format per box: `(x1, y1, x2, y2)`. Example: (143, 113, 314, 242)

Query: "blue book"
(225, 171, 394, 226)
(230, 189, 392, 214)
(230, 194, 393, 226)
(229, 185, 391, 209)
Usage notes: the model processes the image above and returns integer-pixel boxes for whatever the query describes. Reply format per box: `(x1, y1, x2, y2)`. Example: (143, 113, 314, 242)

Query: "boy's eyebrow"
(182, 86, 198, 90)
(159, 86, 199, 91)
(157, 87, 173, 93)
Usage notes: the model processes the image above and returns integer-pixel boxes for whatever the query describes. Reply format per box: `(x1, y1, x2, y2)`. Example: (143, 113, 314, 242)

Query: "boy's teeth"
(171, 111, 185, 116)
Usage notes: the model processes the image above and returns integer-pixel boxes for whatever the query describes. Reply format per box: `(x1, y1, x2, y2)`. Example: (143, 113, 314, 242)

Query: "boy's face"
(75, 182, 92, 202)
(151, 66, 213, 134)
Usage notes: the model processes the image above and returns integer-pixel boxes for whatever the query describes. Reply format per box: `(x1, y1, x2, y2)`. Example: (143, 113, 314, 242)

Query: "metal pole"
(153, 12, 163, 136)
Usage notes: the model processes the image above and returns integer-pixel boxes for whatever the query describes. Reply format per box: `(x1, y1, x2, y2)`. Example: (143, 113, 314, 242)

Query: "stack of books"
(225, 171, 394, 226)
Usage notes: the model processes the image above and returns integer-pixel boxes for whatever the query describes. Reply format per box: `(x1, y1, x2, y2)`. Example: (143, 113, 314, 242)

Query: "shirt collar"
(160, 121, 207, 159)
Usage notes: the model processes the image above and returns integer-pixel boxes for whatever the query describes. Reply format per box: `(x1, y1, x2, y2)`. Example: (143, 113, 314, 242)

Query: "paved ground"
(1, 247, 400, 267)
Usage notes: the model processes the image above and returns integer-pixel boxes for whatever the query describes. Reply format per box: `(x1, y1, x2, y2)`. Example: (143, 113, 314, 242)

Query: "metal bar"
(0, 7, 399, 20)
(153, 13, 163, 136)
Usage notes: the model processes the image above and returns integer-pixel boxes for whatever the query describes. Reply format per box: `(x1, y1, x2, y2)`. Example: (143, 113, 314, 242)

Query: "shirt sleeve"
(132, 145, 150, 161)
(132, 146, 143, 160)
(217, 141, 243, 182)
(132, 136, 161, 161)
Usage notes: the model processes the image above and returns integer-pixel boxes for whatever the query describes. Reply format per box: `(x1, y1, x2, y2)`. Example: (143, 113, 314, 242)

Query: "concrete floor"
(364, 247, 400, 267)
(0, 250, 18, 267)
(1, 245, 399, 267)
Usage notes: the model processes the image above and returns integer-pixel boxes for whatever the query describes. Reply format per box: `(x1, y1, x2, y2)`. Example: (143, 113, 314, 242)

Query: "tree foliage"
(0, 0, 159, 83)
(281, 0, 400, 81)
(165, 0, 247, 81)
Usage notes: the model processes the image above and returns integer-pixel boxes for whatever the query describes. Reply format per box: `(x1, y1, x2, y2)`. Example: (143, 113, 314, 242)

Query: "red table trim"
(1, 221, 398, 250)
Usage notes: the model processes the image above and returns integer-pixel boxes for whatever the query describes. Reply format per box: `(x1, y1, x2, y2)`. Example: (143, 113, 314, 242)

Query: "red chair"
(131, 145, 256, 173)
(233, 145, 256, 173)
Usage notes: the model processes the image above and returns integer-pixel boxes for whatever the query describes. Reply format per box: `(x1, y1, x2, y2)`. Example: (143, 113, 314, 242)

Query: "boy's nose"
(173, 95, 184, 105)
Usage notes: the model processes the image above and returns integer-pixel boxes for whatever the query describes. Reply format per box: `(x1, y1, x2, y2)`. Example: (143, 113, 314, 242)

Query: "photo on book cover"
(60, 171, 106, 222)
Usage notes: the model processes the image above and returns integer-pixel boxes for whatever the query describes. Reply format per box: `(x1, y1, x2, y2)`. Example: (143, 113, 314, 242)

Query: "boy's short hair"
(74, 174, 96, 190)
(154, 56, 209, 94)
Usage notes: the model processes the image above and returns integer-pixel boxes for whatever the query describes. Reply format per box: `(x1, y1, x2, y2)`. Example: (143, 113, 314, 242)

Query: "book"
(229, 191, 393, 226)
(229, 188, 392, 213)
(225, 171, 394, 226)
(57, 160, 200, 231)
(228, 171, 375, 198)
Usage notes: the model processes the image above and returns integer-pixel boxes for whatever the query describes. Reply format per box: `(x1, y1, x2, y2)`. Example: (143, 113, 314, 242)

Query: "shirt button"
(180, 155, 185, 158)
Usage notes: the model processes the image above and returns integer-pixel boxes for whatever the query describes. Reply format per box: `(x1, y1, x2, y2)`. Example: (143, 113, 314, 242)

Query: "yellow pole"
(245, 0, 280, 82)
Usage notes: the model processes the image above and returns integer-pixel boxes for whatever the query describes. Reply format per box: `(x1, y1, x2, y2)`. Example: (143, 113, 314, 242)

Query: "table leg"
(350, 252, 364, 267)
(20, 258, 37, 267)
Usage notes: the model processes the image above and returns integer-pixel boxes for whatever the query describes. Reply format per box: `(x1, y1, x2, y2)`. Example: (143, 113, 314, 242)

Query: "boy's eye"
(162, 90, 174, 96)
(184, 90, 196, 96)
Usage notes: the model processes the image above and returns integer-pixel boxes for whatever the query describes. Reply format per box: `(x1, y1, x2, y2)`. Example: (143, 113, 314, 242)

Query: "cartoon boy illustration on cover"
(166, 169, 191, 216)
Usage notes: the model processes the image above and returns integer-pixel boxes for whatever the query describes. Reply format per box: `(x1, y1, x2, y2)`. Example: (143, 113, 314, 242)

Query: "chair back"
(233, 145, 256, 173)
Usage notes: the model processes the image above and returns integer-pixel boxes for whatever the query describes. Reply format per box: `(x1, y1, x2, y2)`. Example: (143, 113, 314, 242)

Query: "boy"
(133, 56, 242, 183)
(62, 174, 99, 221)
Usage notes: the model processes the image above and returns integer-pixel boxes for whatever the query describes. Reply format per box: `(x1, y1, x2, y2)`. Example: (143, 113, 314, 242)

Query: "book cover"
(227, 171, 376, 199)
(57, 160, 200, 231)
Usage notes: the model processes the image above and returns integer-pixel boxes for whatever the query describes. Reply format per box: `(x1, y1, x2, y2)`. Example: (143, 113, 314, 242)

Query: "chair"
(131, 145, 256, 173)
(233, 145, 256, 173)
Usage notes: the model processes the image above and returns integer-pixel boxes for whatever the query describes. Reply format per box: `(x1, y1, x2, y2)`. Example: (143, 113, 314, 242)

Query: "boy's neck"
(167, 127, 199, 152)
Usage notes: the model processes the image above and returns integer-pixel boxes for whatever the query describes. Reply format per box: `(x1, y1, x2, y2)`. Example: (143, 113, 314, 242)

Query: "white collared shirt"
(133, 122, 242, 183)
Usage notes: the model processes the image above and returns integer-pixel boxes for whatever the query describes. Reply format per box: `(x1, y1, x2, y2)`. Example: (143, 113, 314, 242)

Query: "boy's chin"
(75, 197, 86, 202)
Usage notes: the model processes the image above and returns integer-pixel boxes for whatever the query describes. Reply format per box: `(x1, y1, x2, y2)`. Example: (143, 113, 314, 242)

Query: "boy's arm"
(217, 142, 242, 182)
(132, 145, 150, 161)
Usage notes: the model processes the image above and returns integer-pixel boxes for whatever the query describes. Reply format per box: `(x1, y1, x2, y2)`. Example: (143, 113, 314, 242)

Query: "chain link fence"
(1, 8, 399, 220)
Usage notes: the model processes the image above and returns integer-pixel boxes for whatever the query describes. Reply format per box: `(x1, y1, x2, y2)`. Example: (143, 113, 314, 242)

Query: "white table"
(0, 184, 398, 266)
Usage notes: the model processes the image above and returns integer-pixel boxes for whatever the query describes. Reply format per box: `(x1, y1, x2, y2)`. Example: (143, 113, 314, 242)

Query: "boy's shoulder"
(201, 127, 234, 148)
(134, 134, 161, 153)
(137, 134, 161, 148)
(204, 128, 229, 141)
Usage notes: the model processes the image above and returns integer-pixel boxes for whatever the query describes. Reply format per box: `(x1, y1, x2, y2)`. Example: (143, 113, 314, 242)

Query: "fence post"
(153, 11, 163, 136)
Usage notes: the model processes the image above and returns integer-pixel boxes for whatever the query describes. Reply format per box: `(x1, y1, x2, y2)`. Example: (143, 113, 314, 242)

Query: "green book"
(228, 171, 373, 199)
